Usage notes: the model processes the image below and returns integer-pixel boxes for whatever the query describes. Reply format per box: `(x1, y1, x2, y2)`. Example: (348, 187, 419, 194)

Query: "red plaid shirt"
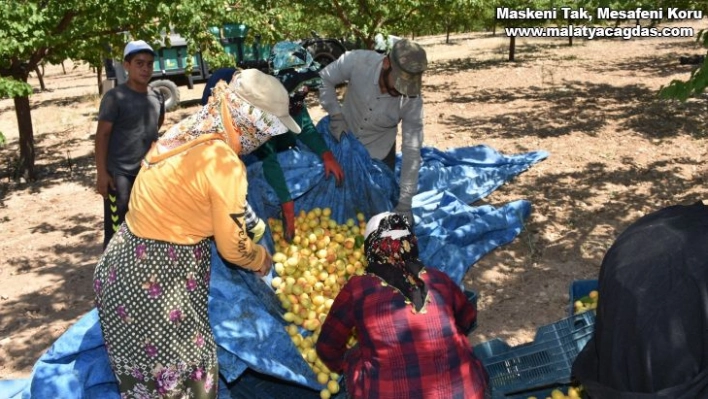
(316, 269, 488, 399)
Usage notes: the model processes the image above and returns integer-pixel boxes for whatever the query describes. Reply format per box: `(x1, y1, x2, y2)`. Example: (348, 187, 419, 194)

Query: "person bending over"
(318, 39, 427, 226)
(573, 202, 708, 398)
(316, 212, 488, 399)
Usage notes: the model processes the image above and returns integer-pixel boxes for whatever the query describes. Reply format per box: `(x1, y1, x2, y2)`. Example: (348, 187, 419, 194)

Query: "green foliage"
(659, 30, 708, 101)
(0, 1, 262, 88)
(408, 0, 485, 38)
(261, 0, 465, 49)
(202, 50, 239, 71)
(0, 77, 32, 99)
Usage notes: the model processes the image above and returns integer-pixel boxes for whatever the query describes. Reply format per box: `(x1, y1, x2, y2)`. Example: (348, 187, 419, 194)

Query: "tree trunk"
(15, 95, 35, 181)
(568, 19, 573, 46)
(61, 61, 66, 75)
(97, 64, 104, 95)
(33, 65, 46, 91)
(509, 35, 516, 61)
(446, 23, 451, 44)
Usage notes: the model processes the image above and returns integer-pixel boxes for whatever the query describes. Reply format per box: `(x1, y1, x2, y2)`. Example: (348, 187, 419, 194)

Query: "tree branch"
(52, 10, 76, 34)
(25, 10, 78, 72)
(331, 0, 365, 39)
(382, 6, 417, 27)
(67, 25, 137, 43)
(357, 0, 373, 20)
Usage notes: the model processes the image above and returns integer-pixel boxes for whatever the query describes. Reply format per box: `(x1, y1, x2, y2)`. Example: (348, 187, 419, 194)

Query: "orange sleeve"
(203, 141, 266, 270)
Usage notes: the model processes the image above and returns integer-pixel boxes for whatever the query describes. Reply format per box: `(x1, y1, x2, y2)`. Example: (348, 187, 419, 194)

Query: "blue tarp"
(0, 119, 547, 398)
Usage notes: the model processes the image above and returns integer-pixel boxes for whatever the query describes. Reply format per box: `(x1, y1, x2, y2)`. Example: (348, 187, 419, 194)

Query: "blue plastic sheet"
(0, 119, 547, 398)
(241, 120, 398, 226)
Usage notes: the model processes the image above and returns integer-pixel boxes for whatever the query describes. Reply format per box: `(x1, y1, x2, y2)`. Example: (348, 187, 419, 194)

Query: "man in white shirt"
(318, 39, 428, 226)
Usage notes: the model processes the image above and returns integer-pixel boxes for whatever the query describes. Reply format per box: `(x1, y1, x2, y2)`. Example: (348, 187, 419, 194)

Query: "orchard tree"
(244, 2, 331, 41)
(492, 0, 552, 61)
(245, 0, 491, 51)
(548, 0, 598, 46)
(0, 0, 266, 181)
(296, 0, 432, 49)
(413, 0, 485, 44)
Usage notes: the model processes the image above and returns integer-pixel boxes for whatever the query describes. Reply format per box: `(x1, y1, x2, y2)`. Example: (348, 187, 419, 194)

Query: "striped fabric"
(243, 201, 260, 230)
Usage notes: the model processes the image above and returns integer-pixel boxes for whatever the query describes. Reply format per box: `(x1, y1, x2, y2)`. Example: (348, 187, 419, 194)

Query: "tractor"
(104, 27, 349, 111)
(104, 24, 269, 111)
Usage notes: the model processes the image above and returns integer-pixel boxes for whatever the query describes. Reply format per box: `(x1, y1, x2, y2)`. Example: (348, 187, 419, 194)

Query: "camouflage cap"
(389, 39, 428, 96)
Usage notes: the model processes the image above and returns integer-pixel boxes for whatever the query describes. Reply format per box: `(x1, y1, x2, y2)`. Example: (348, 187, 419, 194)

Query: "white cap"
(230, 69, 301, 134)
(123, 40, 156, 60)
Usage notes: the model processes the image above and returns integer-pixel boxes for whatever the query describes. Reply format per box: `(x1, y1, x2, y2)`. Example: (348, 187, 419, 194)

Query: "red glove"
(281, 201, 295, 242)
(321, 151, 344, 186)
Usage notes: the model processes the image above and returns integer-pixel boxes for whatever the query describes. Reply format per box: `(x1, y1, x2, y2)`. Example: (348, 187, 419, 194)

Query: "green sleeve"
(250, 106, 328, 205)
(296, 107, 329, 157)
(257, 141, 292, 204)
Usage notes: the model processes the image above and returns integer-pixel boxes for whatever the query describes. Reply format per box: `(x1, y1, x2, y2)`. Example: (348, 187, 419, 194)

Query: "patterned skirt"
(94, 224, 217, 399)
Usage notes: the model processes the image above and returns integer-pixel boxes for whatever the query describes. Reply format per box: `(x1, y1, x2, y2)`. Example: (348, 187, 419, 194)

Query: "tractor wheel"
(149, 80, 180, 111)
(307, 41, 346, 68)
(314, 54, 337, 68)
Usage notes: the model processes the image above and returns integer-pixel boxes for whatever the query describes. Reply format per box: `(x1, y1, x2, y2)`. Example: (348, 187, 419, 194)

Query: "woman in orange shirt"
(93, 69, 300, 398)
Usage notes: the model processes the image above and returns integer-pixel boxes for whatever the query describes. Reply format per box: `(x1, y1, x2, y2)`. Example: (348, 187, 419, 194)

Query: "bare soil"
(1, 20, 707, 380)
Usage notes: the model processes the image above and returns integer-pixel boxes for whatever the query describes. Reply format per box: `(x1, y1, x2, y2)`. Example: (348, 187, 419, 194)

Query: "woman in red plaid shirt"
(316, 212, 489, 398)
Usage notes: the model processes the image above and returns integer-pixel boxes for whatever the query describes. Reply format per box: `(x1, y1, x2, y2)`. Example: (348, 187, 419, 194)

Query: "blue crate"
(473, 311, 595, 398)
(569, 279, 599, 317)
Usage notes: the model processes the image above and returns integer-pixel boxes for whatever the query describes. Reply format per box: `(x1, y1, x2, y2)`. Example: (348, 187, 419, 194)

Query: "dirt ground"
(1, 20, 707, 380)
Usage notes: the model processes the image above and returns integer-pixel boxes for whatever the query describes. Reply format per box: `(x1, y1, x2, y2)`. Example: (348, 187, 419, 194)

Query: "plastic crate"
(568, 279, 598, 317)
(473, 311, 595, 398)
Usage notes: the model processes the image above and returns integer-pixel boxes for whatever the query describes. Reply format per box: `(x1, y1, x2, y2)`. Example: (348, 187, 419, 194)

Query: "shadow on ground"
(438, 80, 707, 140)
(584, 52, 695, 78)
(0, 129, 95, 203)
(465, 153, 706, 340)
(31, 92, 99, 110)
(1, 212, 102, 374)
(425, 37, 708, 340)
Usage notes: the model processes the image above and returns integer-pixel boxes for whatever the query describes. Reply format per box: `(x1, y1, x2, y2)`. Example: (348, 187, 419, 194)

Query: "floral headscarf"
(364, 212, 428, 311)
(156, 78, 289, 156)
